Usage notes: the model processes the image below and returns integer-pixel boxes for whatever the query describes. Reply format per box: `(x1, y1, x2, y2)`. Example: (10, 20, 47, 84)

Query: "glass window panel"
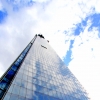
(48, 89, 53, 97)
(36, 85, 43, 93)
(24, 67, 28, 74)
(16, 58, 22, 63)
(69, 96, 73, 100)
(3, 92, 11, 100)
(0, 89, 4, 99)
(21, 64, 25, 69)
(0, 80, 8, 90)
(16, 72, 23, 79)
(6, 69, 15, 80)
(52, 90, 57, 98)
(10, 94, 19, 100)
(49, 96, 57, 100)
(61, 93, 66, 100)
(44, 94, 49, 100)
(8, 84, 14, 93)
(28, 72, 32, 77)
(27, 82, 33, 90)
(12, 85, 20, 95)
(3, 77, 9, 83)
(27, 76, 32, 83)
(18, 96, 26, 100)
(33, 84, 36, 91)
(21, 80, 27, 88)
(37, 80, 42, 86)
(32, 78, 37, 84)
(14, 61, 20, 67)
(32, 95, 37, 100)
(11, 78, 16, 85)
(18, 56, 23, 61)
(35, 92, 44, 100)
(11, 65, 18, 71)
(19, 87, 26, 97)
(25, 66, 28, 71)
(24, 70, 29, 76)
(22, 74, 27, 81)
(65, 94, 70, 100)
(26, 89, 33, 99)
(18, 68, 24, 73)
(29, 68, 33, 73)
(41, 81, 46, 87)
(56, 91, 62, 99)
(15, 78, 22, 86)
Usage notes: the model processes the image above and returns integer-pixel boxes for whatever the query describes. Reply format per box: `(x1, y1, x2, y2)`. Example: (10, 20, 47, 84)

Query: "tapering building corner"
(0, 34, 89, 100)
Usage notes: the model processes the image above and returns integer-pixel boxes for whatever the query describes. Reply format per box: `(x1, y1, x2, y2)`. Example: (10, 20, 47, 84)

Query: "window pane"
(18, 68, 24, 73)
(18, 96, 26, 100)
(0, 89, 4, 99)
(10, 94, 19, 100)
(21, 80, 27, 88)
(26, 89, 33, 99)
(8, 84, 14, 93)
(27, 76, 32, 83)
(15, 78, 22, 86)
(12, 85, 20, 95)
(0, 80, 9, 90)
(24, 70, 28, 76)
(22, 74, 27, 81)
(16, 72, 23, 79)
(49, 96, 57, 100)
(44, 94, 49, 100)
(19, 87, 26, 97)
(27, 82, 33, 90)
(14, 61, 20, 67)
(3, 92, 11, 100)
(11, 65, 18, 71)
(35, 92, 44, 100)
(28, 72, 32, 77)
(32, 78, 37, 84)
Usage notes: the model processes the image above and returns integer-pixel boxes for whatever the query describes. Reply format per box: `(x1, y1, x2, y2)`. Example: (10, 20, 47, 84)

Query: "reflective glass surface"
(0, 37, 35, 99)
(3, 36, 89, 100)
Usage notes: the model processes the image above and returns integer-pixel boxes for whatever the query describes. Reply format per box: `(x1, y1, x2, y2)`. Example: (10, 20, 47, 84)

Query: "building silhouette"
(0, 34, 89, 100)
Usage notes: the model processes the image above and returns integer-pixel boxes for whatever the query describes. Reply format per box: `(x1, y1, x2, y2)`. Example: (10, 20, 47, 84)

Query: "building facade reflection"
(0, 34, 89, 100)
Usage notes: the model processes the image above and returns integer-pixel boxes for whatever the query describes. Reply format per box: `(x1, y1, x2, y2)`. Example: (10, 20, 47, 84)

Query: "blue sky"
(63, 12, 100, 67)
(0, 9, 7, 23)
(0, 0, 100, 100)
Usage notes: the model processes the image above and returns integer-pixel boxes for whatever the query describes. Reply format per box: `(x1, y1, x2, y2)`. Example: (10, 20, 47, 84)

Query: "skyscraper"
(0, 34, 89, 100)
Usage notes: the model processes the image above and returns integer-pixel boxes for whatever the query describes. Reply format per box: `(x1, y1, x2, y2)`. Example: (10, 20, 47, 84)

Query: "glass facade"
(0, 35, 89, 100)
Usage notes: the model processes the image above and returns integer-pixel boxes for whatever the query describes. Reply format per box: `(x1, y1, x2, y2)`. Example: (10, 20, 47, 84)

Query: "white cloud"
(69, 24, 100, 100)
(0, 63, 4, 77)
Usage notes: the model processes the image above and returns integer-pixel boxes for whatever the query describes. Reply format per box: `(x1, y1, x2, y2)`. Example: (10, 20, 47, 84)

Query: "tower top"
(38, 34, 45, 39)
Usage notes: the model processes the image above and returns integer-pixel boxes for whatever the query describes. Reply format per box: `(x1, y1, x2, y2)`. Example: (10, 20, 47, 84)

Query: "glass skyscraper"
(0, 34, 89, 100)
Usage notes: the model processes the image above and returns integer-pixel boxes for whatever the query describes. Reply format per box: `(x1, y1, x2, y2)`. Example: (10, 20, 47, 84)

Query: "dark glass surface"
(0, 80, 8, 90)
(6, 70, 15, 80)
(11, 65, 18, 71)
(0, 89, 4, 98)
